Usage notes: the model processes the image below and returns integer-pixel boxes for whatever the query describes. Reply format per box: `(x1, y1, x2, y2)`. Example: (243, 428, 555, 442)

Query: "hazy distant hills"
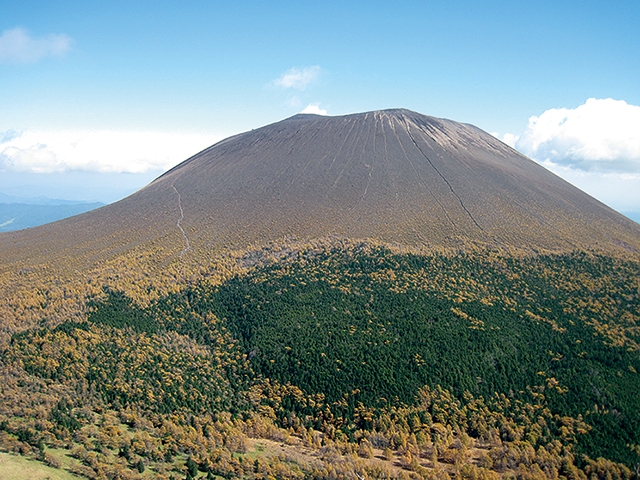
(0, 195, 103, 232)
(1, 109, 639, 269)
(0, 192, 99, 205)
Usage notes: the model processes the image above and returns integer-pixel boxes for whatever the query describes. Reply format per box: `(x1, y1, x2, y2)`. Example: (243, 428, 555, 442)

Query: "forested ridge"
(1, 243, 639, 479)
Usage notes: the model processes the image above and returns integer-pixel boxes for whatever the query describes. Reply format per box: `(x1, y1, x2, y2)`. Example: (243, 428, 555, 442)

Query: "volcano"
(1, 108, 639, 270)
(2, 109, 640, 476)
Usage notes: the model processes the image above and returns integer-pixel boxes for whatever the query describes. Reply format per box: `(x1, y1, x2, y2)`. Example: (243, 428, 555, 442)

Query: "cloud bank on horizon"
(0, 130, 221, 174)
(0, 27, 74, 64)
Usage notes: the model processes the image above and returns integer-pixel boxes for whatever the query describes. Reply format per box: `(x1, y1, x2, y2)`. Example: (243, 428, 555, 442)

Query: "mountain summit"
(1, 109, 639, 268)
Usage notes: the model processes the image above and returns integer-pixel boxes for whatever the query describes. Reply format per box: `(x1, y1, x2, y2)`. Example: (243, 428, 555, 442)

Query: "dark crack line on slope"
(390, 116, 456, 228)
(404, 120, 484, 231)
(172, 184, 191, 258)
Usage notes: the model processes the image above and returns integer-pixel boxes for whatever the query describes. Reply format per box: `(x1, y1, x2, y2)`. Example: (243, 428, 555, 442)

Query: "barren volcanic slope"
(1, 108, 639, 271)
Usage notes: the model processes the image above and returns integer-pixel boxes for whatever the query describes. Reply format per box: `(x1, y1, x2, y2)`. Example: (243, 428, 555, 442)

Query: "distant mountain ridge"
(0, 202, 104, 232)
(0, 192, 100, 206)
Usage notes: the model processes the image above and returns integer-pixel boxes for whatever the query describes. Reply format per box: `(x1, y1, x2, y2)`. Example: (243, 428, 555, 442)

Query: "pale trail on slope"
(172, 185, 191, 258)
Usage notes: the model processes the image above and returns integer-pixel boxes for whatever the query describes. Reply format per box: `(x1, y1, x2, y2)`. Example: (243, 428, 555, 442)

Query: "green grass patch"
(0, 452, 78, 480)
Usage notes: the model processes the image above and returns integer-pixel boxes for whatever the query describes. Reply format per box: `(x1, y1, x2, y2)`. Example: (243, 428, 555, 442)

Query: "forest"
(1, 243, 639, 479)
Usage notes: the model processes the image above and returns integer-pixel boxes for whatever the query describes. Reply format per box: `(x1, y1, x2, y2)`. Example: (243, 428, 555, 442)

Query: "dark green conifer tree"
(186, 456, 198, 477)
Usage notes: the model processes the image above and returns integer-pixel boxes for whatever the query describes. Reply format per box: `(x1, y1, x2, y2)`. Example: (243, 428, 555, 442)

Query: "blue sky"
(1, 1, 640, 214)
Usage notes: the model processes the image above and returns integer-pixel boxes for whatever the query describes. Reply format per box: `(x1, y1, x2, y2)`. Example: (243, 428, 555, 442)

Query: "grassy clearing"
(0, 451, 78, 480)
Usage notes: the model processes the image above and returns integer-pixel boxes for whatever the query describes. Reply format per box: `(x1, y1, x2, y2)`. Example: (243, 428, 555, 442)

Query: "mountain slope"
(1, 109, 639, 271)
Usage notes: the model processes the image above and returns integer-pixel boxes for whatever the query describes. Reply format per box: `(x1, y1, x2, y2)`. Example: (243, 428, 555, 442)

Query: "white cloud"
(273, 66, 322, 90)
(538, 161, 640, 212)
(300, 104, 328, 115)
(0, 27, 74, 64)
(500, 133, 519, 149)
(514, 98, 640, 173)
(0, 130, 221, 174)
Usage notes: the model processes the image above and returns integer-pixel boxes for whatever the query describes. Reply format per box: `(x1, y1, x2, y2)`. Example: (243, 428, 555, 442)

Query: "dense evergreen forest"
(195, 247, 640, 463)
(1, 244, 639, 479)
